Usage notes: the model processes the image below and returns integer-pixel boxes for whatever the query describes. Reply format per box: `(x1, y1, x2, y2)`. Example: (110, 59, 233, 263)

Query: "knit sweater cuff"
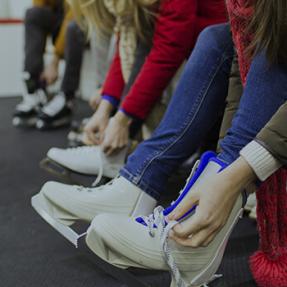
(240, 141, 282, 181)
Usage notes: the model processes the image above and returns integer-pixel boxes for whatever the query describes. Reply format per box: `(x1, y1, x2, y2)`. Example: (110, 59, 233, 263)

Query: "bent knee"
(197, 23, 232, 50)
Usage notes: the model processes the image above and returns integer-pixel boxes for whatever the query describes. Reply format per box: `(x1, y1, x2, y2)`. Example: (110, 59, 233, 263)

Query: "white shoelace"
(92, 148, 104, 186)
(65, 146, 104, 187)
(141, 206, 189, 287)
(141, 207, 219, 287)
(42, 93, 66, 116)
(76, 177, 117, 193)
(140, 160, 220, 287)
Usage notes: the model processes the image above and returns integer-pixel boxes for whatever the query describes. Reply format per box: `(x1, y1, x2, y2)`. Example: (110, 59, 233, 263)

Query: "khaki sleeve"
(256, 102, 287, 165)
(54, 8, 74, 58)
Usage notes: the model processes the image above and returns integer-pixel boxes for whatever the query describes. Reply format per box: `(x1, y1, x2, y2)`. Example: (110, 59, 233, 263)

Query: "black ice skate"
(13, 89, 47, 128)
(36, 92, 73, 130)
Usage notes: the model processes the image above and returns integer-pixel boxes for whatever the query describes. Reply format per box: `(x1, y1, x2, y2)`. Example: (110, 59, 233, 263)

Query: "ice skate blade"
(40, 157, 76, 184)
(31, 195, 86, 248)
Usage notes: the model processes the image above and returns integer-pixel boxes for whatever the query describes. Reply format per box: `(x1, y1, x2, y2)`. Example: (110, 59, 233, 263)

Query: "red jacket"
(102, 0, 227, 119)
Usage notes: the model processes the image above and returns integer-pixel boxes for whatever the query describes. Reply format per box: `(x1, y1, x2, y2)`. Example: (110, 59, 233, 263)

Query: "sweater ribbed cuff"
(240, 140, 282, 181)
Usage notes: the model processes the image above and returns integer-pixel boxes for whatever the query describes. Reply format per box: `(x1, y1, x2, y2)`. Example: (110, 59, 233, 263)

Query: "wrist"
(98, 99, 114, 114)
(223, 157, 256, 191)
(114, 111, 132, 126)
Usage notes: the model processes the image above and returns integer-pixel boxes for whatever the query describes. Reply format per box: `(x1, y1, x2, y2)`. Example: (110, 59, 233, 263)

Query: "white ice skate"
(40, 145, 128, 185)
(31, 176, 157, 247)
(85, 152, 244, 287)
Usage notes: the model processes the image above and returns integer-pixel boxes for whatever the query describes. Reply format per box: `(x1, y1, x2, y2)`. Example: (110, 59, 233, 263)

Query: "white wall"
(9, 0, 32, 18)
(0, 0, 32, 18)
(0, 0, 98, 98)
(0, 0, 31, 97)
(0, 25, 24, 97)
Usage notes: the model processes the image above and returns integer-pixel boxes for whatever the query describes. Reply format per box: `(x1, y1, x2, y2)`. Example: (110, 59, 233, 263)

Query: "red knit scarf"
(226, 1, 287, 286)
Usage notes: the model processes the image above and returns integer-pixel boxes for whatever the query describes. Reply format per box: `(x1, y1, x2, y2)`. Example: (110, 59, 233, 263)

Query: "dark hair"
(250, 0, 287, 64)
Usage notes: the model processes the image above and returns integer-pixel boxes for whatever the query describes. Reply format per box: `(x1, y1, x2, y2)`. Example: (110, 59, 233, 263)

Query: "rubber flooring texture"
(0, 97, 258, 287)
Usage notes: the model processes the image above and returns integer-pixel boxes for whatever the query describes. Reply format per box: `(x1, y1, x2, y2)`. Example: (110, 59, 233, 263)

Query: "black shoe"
(36, 93, 73, 130)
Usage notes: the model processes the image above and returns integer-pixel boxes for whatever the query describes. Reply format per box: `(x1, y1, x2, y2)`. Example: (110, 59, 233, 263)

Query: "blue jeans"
(120, 23, 287, 200)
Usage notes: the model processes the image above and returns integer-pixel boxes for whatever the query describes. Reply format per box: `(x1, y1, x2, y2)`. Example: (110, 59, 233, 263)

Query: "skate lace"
(141, 206, 189, 287)
(65, 146, 104, 187)
(142, 206, 220, 287)
(42, 93, 66, 116)
(76, 177, 117, 193)
(141, 160, 217, 287)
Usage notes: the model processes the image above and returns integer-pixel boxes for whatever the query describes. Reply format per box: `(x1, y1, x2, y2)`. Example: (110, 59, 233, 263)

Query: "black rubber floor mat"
(0, 97, 258, 287)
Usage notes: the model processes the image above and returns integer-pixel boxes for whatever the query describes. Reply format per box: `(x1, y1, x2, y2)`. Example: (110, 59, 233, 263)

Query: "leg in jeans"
(219, 52, 287, 164)
(61, 21, 86, 100)
(120, 24, 234, 200)
(24, 6, 60, 92)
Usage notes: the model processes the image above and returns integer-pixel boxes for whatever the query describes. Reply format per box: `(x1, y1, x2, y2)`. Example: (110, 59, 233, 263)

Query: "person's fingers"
(105, 145, 114, 156)
(82, 132, 93, 145)
(172, 211, 207, 239)
(102, 137, 112, 155)
(119, 138, 126, 149)
(185, 227, 213, 248)
(171, 228, 213, 248)
(169, 235, 195, 247)
(168, 191, 200, 221)
(91, 133, 101, 145)
(170, 221, 215, 248)
(85, 130, 98, 145)
(202, 231, 218, 247)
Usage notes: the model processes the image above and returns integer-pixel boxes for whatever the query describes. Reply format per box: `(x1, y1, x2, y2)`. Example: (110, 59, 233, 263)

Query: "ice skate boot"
(36, 92, 73, 130)
(31, 176, 157, 247)
(86, 152, 244, 287)
(13, 89, 46, 128)
(40, 145, 128, 185)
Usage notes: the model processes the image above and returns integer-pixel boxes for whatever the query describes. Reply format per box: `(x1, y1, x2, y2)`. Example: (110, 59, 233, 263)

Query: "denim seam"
(136, 53, 234, 183)
(132, 44, 234, 177)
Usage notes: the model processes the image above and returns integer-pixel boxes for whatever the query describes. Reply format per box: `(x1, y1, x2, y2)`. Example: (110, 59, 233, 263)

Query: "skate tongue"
(136, 152, 227, 227)
(163, 151, 225, 217)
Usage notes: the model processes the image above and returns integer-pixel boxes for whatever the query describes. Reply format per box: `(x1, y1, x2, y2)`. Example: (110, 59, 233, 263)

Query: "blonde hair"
(67, 0, 158, 41)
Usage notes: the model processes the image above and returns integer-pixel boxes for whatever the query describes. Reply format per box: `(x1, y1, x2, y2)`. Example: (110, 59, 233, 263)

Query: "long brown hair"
(250, 0, 287, 64)
(67, 0, 158, 40)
